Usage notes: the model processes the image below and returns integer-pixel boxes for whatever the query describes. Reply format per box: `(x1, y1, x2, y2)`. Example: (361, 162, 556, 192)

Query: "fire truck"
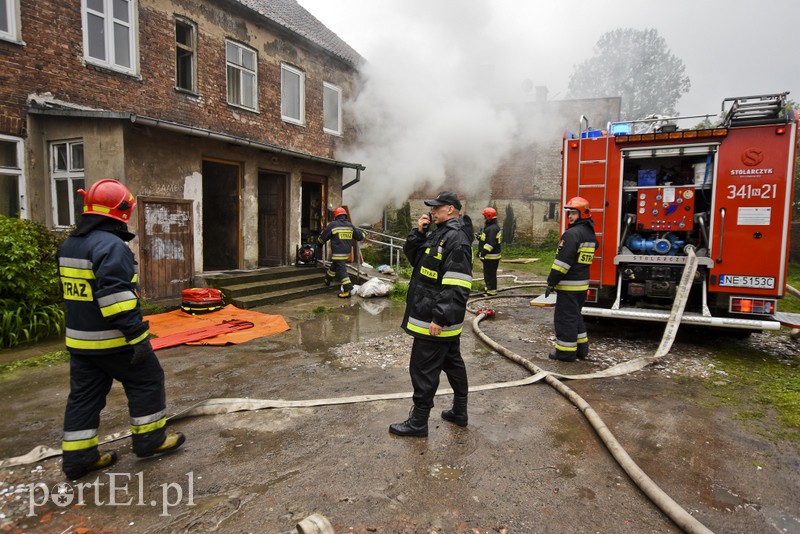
(562, 92, 798, 331)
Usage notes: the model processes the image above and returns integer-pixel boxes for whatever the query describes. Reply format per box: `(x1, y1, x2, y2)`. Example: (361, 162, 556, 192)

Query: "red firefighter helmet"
(78, 179, 136, 222)
(482, 207, 497, 220)
(564, 196, 591, 219)
(333, 207, 347, 218)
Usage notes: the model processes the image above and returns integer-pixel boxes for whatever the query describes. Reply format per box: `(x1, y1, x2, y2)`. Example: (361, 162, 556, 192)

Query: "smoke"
(340, 0, 532, 222)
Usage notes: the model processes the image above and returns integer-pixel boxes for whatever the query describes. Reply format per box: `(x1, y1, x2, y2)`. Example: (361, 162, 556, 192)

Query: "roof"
(233, 0, 364, 67)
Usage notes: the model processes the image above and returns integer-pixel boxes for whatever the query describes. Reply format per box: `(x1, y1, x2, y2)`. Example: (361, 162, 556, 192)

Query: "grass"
(0, 350, 70, 379)
(701, 345, 800, 443)
(780, 262, 800, 313)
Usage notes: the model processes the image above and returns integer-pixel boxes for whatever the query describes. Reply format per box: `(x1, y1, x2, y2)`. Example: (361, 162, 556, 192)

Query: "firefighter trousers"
(553, 290, 589, 358)
(409, 337, 469, 410)
(62, 349, 167, 476)
(326, 260, 352, 292)
(481, 259, 499, 294)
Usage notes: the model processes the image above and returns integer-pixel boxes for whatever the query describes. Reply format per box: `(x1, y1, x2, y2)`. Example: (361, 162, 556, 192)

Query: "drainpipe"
(342, 168, 361, 190)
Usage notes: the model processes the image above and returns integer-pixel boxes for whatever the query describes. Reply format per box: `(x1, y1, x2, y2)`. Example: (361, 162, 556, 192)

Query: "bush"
(0, 216, 66, 347)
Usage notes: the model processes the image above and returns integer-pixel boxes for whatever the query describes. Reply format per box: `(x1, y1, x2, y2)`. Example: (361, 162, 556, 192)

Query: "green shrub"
(0, 216, 66, 347)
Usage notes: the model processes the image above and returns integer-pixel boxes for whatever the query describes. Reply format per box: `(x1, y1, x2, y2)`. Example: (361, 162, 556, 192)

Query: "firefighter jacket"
(57, 217, 149, 355)
(478, 218, 502, 260)
(546, 218, 597, 292)
(402, 216, 474, 341)
(318, 215, 365, 261)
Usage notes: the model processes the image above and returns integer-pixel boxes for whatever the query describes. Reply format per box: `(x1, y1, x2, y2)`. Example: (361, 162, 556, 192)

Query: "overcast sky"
(297, 0, 800, 219)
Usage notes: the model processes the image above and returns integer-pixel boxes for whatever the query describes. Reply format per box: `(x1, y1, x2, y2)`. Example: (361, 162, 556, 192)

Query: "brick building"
(0, 0, 364, 299)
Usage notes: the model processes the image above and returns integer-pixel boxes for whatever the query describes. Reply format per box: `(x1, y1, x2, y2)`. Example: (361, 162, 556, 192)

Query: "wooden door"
(138, 198, 194, 300)
(258, 172, 287, 266)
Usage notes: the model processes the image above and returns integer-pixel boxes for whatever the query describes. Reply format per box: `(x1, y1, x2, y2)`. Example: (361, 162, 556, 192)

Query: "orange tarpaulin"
(145, 305, 290, 347)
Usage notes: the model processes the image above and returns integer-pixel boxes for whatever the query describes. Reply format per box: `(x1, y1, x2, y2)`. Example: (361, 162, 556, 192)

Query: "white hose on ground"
(471, 248, 713, 534)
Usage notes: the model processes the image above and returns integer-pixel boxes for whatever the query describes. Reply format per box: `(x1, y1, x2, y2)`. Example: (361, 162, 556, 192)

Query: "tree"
(503, 203, 516, 245)
(566, 28, 690, 120)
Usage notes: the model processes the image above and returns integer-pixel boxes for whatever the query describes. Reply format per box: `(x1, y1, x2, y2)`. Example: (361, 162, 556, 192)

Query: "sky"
(297, 0, 800, 220)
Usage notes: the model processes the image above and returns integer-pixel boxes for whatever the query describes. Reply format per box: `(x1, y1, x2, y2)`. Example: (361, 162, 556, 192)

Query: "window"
(175, 17, 196, 92)
(82, 0, 137, 74)
(548, 202, 557, 221)
(226, 40, 257, 110)
(323, 82, 342, 135)
(0, 135, 25, 218)
(0, 0, 20, 42)
(50, 141, 85, 228)
(281, 64, 305, 125)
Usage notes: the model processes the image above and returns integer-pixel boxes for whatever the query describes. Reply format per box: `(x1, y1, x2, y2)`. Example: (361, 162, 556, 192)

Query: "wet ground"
(0, 283, 799, 533)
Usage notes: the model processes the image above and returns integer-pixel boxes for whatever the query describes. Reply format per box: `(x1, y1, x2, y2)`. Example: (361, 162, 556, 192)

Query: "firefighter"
(390, 192, 474, 437)
(318, 206, 365, 298)
(546, 196, 597, 362)
(477, 207, 502, 296)
(58, 179, 185, 480)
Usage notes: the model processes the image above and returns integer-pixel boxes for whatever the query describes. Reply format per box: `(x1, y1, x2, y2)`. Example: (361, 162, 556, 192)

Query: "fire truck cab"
(562, 92, 798, 331)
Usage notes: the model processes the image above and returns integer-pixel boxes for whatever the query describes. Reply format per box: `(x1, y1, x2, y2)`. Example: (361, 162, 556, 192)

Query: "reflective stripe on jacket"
(402, 216, 473, 341)
(546, 218, 597, 292)
(318, 216, 365, 261)
(58, 228, 149, 355)
(478, 218, 502, 260)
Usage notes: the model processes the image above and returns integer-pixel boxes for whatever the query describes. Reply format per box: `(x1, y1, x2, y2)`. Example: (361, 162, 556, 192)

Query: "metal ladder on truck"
(574, 116, 610, 288)
(722, 92, 788, 127)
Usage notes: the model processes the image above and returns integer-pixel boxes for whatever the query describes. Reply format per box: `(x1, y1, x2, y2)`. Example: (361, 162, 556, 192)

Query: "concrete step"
(231, 284, 340, 308)
(222, 271, 328, 299)
(200, 265, 342, 309)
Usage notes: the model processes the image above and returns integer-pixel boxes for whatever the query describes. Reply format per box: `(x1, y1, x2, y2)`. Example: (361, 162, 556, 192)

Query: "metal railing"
(358, 228, 406, 278)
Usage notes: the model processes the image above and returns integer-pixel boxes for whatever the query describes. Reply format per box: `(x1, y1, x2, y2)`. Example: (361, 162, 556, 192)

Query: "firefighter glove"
(131, 339, 155, 365)
(545, 286, 555, 298)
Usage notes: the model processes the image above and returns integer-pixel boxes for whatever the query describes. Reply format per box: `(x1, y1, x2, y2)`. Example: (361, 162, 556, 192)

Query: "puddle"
(430, 463, 464, 480)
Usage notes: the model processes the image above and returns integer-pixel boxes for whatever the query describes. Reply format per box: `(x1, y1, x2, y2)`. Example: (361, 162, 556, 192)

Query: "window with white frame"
(0, 135, 25, 218)
(0, 0, 20, 42)
(50, 141, 86, 228)
(82, 0, 137, 74)
(175, 17, 197, 93)
(323, 82, 342, 135)
(281, 64, 305, 125)
(226, 40, 257, 110)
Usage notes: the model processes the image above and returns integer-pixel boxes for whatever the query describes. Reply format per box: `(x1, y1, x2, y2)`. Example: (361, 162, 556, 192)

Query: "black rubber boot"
(64, 450, 118, 480)
(577, 342, 589, 359)
(389, 407, 430, 437)
(549, 350, 577, 362)
(136, 432, 186, 458)
(441, 395, 468, 427)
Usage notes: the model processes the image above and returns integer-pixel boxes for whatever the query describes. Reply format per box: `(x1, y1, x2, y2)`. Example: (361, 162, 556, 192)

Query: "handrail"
(357, 227, 407, 279)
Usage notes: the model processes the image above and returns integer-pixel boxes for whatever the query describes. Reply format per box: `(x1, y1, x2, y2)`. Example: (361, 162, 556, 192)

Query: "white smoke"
(340, 0, 528, 222)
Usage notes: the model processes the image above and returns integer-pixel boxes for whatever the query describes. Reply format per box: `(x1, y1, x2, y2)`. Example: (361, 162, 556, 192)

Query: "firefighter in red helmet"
(57, 179, 185, 479)
(545, 196, 597, 362)
(477, 206, 502, 296)
(318, 206, 364, 298)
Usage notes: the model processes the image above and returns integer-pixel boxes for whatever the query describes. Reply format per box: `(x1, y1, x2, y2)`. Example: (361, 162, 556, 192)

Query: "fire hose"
(3, 248, 792, 532)
(472, 247, 713, 534)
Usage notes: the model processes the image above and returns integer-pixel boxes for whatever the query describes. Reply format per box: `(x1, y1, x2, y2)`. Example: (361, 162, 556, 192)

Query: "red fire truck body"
(561, 93, 798, 331)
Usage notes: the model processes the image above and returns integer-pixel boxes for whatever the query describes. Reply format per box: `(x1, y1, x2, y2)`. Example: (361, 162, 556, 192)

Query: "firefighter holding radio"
(546, 197, 597, 362)
(318, 206, 365, 298)
(57, 179, 185, 480)
(390, 192, 474, 437)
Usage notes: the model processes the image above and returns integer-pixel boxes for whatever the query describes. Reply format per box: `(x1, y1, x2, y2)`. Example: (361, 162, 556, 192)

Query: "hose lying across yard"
(7, 247, 800, 532)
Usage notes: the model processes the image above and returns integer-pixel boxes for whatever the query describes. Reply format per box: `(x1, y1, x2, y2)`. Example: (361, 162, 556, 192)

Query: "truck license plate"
(719, 275, 775, 289)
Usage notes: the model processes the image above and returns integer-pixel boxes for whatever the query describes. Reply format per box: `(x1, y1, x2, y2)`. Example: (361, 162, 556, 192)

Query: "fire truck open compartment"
(562, 92, 798, 331)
